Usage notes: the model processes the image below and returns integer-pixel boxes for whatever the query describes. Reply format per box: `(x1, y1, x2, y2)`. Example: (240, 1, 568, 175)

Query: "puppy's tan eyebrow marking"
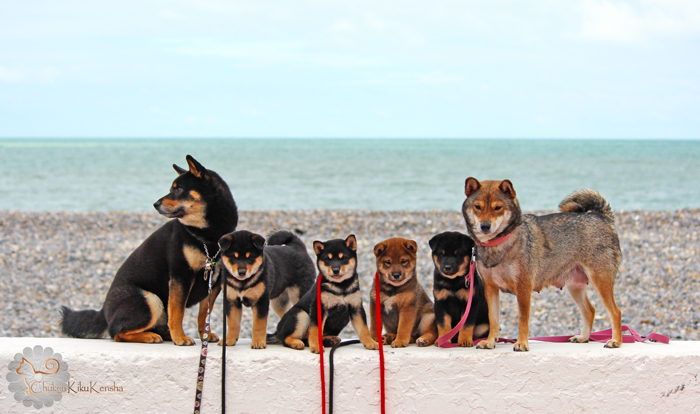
(246, 252, 250, 258)
(338, 253, 343, 259)
(234, 252, 239, 258)
(328, 253, 333, 259)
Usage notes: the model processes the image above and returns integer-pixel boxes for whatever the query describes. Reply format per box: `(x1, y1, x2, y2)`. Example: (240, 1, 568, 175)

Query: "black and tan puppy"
(370, 238, 437, 348)
(60, 155, 237, 345)
(429, 231, 489, 347)
(276, 235, 378, 353)
(217, 230, 315, 349)
(462, 178, 623, 351)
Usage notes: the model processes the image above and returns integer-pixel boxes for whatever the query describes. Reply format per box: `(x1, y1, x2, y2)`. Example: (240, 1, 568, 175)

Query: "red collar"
(475, 232, 513, 247)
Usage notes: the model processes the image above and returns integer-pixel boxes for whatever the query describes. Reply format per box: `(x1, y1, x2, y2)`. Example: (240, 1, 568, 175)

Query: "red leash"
(374, 272, 386, 414)
(316, 274, 326, 414)
(318, 273, 387, 414)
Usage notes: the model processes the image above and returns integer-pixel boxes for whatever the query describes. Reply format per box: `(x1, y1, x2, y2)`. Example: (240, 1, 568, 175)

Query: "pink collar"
(475, 232, 513, 247)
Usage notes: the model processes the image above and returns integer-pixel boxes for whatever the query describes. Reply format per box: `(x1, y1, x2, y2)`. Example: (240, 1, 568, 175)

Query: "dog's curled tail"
(267, 229, 306, 249)
(559, 189, 614, 221)
(59, 306, 108, 339)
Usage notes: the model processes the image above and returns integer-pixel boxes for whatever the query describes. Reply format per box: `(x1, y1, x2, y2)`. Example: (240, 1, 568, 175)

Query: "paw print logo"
(6, 346, 70, 409)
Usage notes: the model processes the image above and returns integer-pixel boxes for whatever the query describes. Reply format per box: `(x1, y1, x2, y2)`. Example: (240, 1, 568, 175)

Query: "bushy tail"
(267, 229, 305, 250)
(558, 189, 614, 221)
(59, 306, 108, 339)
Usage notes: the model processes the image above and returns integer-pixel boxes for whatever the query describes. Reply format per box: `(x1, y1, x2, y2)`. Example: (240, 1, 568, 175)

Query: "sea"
(0, 138, 698, 212)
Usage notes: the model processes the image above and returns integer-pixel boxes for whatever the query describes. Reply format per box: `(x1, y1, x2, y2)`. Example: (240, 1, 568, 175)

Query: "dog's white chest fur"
(382, 295, 397, 312)
(321, 290, 362, 308)
(480, 262, 518, 292)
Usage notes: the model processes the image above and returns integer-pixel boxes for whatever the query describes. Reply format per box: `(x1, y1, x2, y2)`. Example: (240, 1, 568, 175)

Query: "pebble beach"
(1, 209, 698, 342)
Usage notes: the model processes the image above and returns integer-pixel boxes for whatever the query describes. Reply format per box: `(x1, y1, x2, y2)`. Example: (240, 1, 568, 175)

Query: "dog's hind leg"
(566, 284, 595, 343)
(271, 289, 291, 318)
(111, 290, 165, 343)
(591, 275, 623, 348)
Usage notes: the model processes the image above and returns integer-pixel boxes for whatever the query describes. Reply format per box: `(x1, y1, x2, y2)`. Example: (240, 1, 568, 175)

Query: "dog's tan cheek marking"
(189, 191, 202, 201)
(183, 245, 206, 271)
(222, 256, 237, 276)
(248, 256, 264, 277)
(178, 201, 208, 228)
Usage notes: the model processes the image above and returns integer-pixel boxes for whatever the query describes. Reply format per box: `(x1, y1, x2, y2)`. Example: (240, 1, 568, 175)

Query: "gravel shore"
(1, 209, 698, 341)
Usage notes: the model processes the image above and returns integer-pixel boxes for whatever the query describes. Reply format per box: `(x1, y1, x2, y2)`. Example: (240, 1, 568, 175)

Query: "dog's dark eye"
(494, 205, 502, 211)
(474, 204, 481, 211)
(383, 260, 391, 267)
(173, 187, 183, 196)
(401, 260, 408, 266)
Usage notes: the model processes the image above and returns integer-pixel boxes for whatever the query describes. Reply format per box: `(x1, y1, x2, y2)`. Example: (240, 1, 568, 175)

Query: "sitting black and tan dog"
(276, 235, 378, 353)
(217, 230, 315, 349)
(60, 155, 237, 345)
(370, 237, 437, 347)
(429, 231, 489, 347)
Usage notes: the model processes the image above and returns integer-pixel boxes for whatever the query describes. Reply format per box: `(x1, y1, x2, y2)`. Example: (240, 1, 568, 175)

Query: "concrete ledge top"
(2, 337, 699, 413)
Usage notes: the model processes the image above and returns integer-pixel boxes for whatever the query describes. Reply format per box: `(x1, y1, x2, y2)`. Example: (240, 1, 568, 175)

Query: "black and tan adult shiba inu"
(60, 155, 237, 345)
(462, 178, 622, 351)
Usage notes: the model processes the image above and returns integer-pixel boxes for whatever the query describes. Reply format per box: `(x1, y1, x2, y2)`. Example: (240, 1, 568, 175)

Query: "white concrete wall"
(1, 337, 699, 413)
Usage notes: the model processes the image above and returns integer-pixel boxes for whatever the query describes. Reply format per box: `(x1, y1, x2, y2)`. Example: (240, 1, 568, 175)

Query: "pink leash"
(437, 248, 477, 348)
(316, 275, 327, 414)
(437, 248, 670, 347)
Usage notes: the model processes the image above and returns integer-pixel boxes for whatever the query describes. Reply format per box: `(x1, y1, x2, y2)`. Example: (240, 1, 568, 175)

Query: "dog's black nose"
(480, 222, 491, 232)
(332, 267, 340, 275)
(238, 269, 247, 277)
(443, 264, 453, 272)
(391, 272, 402, 279)
(153, 200, 161, 209)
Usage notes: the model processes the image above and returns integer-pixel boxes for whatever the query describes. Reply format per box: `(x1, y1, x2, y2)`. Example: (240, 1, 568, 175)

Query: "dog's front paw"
(513, 341, 529, 352)
(173, 335, 196, 346)
(310, 343, 321, 354)
(251, 340, 267, 349)
(568, 335, 589, 344)
(362, 338, 379, 350)
(459, 338, 474, 347)
(382, 333, 396, 345)
(202, 332, 219, 343)
(391, 338, 409, 348)
(217, 335, 238, 347)
(604, 339, 621, 349)
(476, 339, 496, 349)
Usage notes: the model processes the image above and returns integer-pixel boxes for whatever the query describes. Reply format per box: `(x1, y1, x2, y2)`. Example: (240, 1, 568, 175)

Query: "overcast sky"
(1, 1, 698, 139)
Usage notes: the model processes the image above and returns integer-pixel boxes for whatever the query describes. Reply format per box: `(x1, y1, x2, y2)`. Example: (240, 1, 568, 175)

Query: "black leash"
(328, 339, 361, 414)
(193, 244, 221, 414)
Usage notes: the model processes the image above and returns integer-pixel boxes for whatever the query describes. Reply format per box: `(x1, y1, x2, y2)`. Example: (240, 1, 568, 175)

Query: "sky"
(0, 1, 699, 139)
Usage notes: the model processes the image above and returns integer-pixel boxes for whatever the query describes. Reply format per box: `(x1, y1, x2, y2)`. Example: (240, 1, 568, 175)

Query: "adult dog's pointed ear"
(465, 177, 481, 197)
(313, 241, 325, 256)
(251, 234, 266, 251)
(218, 233, 234, 252)
(373, 242, 387, 258)
(344, 234, 357, 251)
(173, 164, 188, 175)
(499, 179, 517, 199)
(186, 155, 206, 179)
